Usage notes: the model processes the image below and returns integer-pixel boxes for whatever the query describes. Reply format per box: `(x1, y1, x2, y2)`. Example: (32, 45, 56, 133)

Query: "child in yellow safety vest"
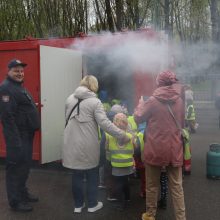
(105, 113, 137, 210)
(128, 115, 146, 198)
(185, 99, 197, 133)
(99, 104, 129, 200)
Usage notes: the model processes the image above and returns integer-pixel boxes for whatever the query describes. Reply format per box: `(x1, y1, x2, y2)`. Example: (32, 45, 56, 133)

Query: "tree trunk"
(170, 0, 174, 38)
(210, 0, 220, 42)
(94, 0, 105, 30)
(164, 0, 170, 35)
(134, 0, 140, 29)
(105, 0, 115, 32)
(115, 0, 123, 31)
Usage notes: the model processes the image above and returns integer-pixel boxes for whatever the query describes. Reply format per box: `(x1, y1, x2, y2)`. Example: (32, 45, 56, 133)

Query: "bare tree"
(210, 0, 220, 42)
(115, 0, 124, 31)
(0, 0, 215, 44)
(105, 0, 114, 32)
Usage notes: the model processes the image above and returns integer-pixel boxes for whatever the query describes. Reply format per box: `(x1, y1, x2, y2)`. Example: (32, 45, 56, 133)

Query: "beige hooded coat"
(62, 86, 125, 170)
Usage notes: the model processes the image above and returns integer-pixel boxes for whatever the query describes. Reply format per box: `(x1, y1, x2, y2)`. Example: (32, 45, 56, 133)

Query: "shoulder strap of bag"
(166, 103, 182, 131)
(65, 99, 82, 128)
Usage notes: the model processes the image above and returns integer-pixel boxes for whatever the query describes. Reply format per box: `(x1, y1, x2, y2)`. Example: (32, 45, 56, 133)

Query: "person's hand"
(117, 133, 130, 145)
(139, 96, 144, 103)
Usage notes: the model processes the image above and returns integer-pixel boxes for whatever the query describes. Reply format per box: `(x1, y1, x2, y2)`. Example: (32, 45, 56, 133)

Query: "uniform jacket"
(134, 85, 184, 167)
(62, 86, 125, 170)
(0, 77, 40, 148)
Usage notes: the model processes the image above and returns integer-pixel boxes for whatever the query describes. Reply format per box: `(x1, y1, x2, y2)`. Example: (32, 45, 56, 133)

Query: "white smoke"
(71, 32, 219, 80)
(172, 42, 220, 80)
(68, 31, 220, 107)
(71, 31, 171, 75)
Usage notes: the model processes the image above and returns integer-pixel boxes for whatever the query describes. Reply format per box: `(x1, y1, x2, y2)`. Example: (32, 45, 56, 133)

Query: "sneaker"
(74, 203, 85, 213)
(107, 197, 117, 201)
(88, 202, 103, 213)
(142, 212, 155, 220)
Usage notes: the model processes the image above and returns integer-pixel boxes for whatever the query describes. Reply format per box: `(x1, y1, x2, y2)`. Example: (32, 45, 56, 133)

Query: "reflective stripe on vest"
(186, 104, 195, 120)
(110, 150, 134, 154)
(111, 158, 133, 163)
(107, 133, 134, 168)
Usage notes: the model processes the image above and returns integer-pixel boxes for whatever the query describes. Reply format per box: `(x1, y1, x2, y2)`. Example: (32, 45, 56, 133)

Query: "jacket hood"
(153, 85, 180, 103)
(74, 86, 97, 100)
(156, 70, 178, 87)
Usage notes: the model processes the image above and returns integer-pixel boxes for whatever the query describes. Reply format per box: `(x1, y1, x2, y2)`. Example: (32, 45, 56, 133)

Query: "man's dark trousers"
(6, 131, 34, 207)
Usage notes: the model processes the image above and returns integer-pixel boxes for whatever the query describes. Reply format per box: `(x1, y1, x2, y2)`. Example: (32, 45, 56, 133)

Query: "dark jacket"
(0, 77, 40, 148)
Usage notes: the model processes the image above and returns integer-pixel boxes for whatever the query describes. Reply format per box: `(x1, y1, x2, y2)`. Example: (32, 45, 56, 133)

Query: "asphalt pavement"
(0, 101, 220, 220)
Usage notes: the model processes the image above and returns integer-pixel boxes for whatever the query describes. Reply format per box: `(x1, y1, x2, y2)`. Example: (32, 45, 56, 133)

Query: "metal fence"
(192, 77, 220, 101)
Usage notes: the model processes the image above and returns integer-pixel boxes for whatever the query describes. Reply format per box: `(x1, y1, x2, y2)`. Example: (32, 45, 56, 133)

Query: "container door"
(40, 45, 82, 164)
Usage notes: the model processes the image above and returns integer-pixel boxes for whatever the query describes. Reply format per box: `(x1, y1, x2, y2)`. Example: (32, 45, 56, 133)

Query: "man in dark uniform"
(0, 59, 40, 212)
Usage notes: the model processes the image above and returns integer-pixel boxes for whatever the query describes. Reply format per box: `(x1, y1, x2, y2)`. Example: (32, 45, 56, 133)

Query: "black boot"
(158, 198, 167, 209)
(11, 202, 33, 212)
(23, 193, 39, 202)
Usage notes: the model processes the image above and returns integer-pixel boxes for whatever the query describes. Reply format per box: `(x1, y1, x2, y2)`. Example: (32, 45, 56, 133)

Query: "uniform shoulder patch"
(1, 95, 10, 102)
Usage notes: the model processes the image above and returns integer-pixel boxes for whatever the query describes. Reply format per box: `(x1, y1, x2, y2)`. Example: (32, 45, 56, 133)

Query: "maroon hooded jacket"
(134, 83, 184, 167)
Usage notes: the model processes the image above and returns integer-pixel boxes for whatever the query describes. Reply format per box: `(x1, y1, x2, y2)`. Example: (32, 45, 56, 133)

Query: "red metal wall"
(0, 37, 77, 161)
(0, 31, 158, 161)
(133, 72, 156, 106)
(0, 46, 41, 160)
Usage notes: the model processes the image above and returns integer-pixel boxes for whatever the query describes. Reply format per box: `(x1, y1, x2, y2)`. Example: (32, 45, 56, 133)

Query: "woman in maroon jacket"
(134, 70, 186, 220)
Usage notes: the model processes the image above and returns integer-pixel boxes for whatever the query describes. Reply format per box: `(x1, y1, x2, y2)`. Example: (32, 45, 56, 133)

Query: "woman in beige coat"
(62, 75, 128, 213)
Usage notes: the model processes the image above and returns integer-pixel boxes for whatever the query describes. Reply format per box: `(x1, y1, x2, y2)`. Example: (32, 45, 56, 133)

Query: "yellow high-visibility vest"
(186, 104, 195, 120)
(106, 133, 134, 168)
(103, 102, 111, 112)
(137, 132, 144, 152)
(127, 115, 138, 132)
(111, 99, 121, 106)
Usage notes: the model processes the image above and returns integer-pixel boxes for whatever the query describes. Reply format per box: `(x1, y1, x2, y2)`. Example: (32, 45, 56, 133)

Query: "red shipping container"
(0, 29, 165, 163)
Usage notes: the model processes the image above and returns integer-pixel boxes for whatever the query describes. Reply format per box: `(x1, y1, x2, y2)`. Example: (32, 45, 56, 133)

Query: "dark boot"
(11, 202, 33, 212)
(184, 170, 191, 175)
(158, 198, 167, 209)
(112, 201, 125, 211)
(23, 193, 39, 202)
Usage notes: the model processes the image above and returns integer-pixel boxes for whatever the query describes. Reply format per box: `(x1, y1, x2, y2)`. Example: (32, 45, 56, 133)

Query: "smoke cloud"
(68, 30, 220, 110)
(71, 31, 220, 81)
(71, 31, 170, 76)
(173, 42, 220, 81)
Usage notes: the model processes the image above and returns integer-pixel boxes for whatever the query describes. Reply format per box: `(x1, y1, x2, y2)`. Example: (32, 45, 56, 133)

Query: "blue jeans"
(72, 166, 99, 208)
